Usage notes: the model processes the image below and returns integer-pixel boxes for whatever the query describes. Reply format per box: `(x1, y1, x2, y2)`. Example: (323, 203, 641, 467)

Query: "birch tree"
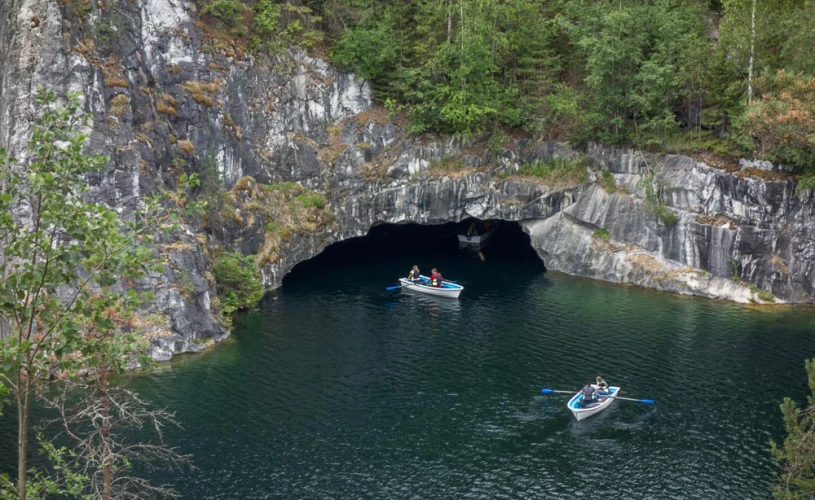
(0, 88, 198, 499)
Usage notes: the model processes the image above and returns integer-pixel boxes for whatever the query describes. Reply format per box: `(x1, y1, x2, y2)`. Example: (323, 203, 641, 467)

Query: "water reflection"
(397, 292, 463, 317)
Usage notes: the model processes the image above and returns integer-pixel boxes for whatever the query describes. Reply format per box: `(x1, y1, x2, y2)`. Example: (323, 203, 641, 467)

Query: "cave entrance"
(282, 219, 545, 290)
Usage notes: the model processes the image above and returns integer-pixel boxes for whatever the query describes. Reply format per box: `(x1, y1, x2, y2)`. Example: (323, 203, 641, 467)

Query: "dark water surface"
(5, 222, 815, 498)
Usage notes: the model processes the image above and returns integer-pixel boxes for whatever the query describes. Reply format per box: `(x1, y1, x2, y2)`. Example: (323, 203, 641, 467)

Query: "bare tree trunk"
(48, 376, 193, 499)
(447, 0, 452, 44)
(460, 3, 464, 53)
(687, 89, 692, 134)
(747, 0, 756, 105)
(460, 4, 465, 90)
(17, 370, 30, 500)
(100, 366, 113, 500)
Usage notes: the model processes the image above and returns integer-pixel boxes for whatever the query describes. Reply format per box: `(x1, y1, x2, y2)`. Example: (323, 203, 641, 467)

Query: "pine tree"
(772, 358, 815, 499)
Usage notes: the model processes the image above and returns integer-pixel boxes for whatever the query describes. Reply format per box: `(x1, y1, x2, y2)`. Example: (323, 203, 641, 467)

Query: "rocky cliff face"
(527, 148, 810, 304)
(2, 0, 813, 359)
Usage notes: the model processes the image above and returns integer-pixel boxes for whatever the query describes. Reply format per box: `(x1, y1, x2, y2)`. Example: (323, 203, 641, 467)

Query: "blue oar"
(605, 396, 655, 405)
(541, 388, 655, 405)
(540, 388, 575, 395)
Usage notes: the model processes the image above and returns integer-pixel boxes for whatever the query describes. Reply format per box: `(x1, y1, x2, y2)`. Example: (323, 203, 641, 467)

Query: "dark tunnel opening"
(282, 218, 545, 289)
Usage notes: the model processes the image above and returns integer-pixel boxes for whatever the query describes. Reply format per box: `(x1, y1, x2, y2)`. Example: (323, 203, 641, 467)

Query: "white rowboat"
(567, 386, 620, 421)
(457, 232, 491, 247)
(398, 275, 463, 299)
(457, 224, 498, 249)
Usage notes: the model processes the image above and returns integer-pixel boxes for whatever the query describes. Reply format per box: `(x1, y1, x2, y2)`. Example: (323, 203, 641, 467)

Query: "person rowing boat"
(580, 383, 598, 408)
(430, 268, 444, 287)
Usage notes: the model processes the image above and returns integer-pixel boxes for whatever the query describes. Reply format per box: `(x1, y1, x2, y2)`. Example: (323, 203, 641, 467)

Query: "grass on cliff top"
(499, 157, 589, 187)
(429, 156, 468, 174)
(225, 177, 334, 268)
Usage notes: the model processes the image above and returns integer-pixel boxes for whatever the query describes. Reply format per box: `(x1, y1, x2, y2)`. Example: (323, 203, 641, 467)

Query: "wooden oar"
(540, 388, 655, 405)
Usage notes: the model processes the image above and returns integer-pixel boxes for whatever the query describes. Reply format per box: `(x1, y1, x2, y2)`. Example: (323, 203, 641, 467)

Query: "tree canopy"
(197, 0, 815, 168)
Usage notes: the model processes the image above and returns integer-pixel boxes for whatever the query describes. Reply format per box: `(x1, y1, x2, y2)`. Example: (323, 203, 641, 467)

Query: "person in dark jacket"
(407, 265, 421, 282)
(580, 383, 597, 408)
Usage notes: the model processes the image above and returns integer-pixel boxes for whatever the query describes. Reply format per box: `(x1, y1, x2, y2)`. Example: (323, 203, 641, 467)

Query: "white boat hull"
(567, 386, 620, 421)
(398, 277, 463, 299)
(457, 223, 499, 249)
(457, 233, 490, 245)
(457, 228, 495, 249)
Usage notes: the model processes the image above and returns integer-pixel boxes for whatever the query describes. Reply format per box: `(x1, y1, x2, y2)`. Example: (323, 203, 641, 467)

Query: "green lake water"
(3, 222, 815, 498)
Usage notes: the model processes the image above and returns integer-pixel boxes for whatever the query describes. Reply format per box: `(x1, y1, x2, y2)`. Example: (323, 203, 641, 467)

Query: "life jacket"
(432, 273, 443, 287)
(409, 269, 420, 280)
(582, 385, 596, 400)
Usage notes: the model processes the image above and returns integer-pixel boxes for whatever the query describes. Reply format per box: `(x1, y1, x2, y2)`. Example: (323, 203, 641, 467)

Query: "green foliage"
(323, 0, 714, 142)
(502, 157, 589, 186)
(384, 98, 403, 120)
(0, 434, 91, 499)
(0, 88, 201, 499)
(212, 251, 264, 314)
(772, 358, 815, 498)
(487, 131, 510, 155)
(331, 9, 402, 90)
(639, 173, 679, 225)
(739, 71, 815, 168)
(70, 0, 91, 20)
(199, 150, 228, 232)
(730, 259, 741, 280)
(199, 0, 322, 54)
(537, 84, 586, 140)
(749, 285, 775, 303)
(795, 173, 815, 195)
(599, 170, 617, 193)
(0, 88, 144, 389)
(263, 181, 301, 195)
(284, 0, 815, 161)
(654, 204, 679, 225)
(0, 384, 7, 417)
(202, 0, 247, 27)
(295, 192, 326, 209)
(250, 0, 323, 53)
(593, 228, 610, 241)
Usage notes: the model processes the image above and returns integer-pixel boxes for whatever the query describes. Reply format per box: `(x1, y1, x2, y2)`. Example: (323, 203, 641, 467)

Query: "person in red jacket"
(430, 268, 444, 287)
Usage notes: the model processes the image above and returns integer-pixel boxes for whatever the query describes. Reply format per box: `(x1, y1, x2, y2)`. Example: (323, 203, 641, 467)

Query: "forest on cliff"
(197, 0, 815, 174)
